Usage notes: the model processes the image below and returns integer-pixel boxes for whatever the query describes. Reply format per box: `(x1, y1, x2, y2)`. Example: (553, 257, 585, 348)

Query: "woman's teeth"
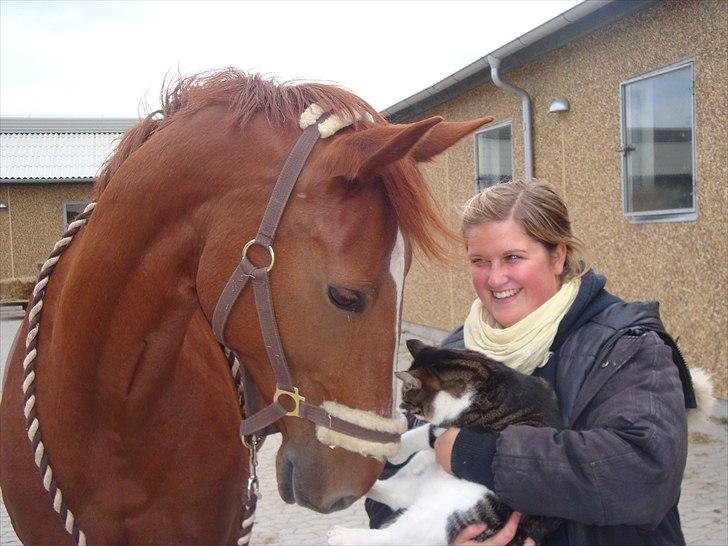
(492, 288, 520, 300)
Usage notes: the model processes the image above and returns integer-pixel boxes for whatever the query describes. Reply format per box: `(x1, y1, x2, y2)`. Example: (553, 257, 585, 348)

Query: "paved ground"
(1, 308, 726, 545)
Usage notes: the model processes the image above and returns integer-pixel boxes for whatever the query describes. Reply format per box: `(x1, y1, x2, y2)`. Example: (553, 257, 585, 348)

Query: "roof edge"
(382, 0, 657, 121)
(0, 177, 96, 184)
(0, 117, 139, 134)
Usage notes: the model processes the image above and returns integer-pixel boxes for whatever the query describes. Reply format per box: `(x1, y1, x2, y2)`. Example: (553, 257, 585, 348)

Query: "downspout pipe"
(487, 55, 533, 181)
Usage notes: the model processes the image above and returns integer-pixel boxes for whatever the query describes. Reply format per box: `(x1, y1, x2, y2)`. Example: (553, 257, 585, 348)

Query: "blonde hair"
(461, 180, 587, 281)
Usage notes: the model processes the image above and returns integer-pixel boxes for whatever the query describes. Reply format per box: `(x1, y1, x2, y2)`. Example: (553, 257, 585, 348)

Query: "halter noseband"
(211, 107, 405, 458)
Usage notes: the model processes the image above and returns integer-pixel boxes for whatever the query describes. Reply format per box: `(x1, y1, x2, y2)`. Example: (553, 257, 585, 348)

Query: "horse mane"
(94, 69, 457, 261)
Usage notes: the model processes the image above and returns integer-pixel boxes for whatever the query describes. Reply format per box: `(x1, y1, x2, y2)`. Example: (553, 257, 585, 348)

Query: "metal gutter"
(488, 55, 534, 180)
(382, 0, 657, 122)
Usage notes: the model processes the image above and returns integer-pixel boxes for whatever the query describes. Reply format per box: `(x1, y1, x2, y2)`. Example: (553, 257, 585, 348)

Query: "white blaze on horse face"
(430, 390, 474, 426)
(389, 230, 406, 414)
(390, 230, 405, 354)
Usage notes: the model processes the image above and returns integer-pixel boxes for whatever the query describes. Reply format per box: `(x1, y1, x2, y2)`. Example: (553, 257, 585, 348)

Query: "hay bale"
(0, 277, 35, 301)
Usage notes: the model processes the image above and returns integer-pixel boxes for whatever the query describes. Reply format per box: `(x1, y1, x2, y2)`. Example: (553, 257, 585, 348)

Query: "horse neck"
(42, 198, 198, 403)
(43, 111, 287, 416)
(46, 144, 246, 406)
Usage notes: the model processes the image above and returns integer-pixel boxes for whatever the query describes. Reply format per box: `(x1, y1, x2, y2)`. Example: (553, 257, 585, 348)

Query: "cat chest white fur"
(431, 390, 474, 425)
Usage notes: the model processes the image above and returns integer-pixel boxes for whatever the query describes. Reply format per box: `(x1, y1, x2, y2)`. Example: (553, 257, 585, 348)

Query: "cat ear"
(395, 371, 422, 390)
(406, 339, 428, 358)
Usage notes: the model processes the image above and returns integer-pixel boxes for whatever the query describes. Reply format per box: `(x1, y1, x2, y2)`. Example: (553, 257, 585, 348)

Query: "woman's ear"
(551, 242, 568, 276)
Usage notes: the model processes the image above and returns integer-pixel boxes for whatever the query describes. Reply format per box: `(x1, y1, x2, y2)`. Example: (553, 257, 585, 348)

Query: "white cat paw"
(386, 449, 412, 465)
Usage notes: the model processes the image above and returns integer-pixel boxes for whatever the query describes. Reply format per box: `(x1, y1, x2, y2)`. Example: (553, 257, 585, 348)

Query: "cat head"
(395, 339, 498, 426)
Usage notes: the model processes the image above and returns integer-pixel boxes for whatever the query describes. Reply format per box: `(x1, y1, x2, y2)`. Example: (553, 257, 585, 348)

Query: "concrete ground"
(1, 308, 726, 545)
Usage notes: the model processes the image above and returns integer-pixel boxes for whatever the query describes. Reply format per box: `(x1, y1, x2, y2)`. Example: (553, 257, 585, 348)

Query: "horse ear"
(410, 116, 496, 163)
(355, 116, 443, 181)
(324, 117, 443, 182)
(406, 338, 428, 358)
(394, 370, 422, 390)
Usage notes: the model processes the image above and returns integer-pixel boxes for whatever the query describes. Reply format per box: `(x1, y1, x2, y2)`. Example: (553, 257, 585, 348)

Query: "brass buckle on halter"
(242, 239, 275, 272)
(274, 386, 305, 417)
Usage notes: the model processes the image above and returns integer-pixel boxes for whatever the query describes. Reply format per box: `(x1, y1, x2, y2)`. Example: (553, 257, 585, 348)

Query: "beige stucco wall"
(0, 183, 93, 280)
(402, 0, 727, 396)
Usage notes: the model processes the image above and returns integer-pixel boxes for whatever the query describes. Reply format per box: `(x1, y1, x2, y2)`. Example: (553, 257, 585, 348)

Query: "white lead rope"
(21, 203, 96, 546)
(21, 202, 251, 546)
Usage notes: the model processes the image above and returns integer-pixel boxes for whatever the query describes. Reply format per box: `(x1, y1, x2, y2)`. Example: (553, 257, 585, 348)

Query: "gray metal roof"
(0, 117, 138, 134)
(382, 0, 656, 122)
(0, 118, 138, 183)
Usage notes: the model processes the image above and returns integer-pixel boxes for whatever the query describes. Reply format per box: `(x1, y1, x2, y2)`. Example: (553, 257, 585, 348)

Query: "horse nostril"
(324, 495, 357, 513)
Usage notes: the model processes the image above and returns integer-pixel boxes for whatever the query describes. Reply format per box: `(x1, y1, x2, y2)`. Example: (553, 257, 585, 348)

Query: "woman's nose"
(488, 262, 507, 287)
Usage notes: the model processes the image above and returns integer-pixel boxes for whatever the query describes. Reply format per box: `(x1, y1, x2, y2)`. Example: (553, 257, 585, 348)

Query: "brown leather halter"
(211, 112, 401, 448)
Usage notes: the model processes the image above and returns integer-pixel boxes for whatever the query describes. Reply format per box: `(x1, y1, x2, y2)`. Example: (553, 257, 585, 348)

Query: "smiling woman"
(367, 179, 713, 546)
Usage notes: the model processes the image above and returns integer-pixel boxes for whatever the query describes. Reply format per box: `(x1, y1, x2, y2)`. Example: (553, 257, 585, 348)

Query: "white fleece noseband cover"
(315, 401, 407, 460)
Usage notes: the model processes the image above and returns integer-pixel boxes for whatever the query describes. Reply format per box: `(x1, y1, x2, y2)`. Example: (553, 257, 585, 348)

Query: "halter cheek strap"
(212, 109, 405, 459)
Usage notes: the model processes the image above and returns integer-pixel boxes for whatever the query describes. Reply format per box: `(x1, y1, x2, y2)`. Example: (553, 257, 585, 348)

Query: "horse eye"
(328, 286, 365, 313)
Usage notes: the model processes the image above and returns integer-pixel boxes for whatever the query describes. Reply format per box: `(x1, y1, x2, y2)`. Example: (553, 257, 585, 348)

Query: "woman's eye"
(505, 254, 521, 262)
(328, 286, 365, 313)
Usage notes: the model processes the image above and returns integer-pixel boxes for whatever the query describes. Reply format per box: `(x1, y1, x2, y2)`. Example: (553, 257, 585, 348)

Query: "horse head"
(188, 106, 491, 513)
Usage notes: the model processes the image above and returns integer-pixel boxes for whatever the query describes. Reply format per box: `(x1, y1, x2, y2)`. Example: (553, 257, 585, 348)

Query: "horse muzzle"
(276, 429, 386, 514)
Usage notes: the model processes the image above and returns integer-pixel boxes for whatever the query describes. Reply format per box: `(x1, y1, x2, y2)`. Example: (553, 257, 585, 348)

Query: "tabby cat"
(328, 339, 563, 546)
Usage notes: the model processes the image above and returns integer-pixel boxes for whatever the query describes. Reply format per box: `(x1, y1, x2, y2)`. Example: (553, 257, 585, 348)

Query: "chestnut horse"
(0, 70, 492, 545)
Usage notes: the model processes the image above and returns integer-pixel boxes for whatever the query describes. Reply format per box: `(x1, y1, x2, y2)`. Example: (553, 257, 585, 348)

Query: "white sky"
(1, 0, 581, 118)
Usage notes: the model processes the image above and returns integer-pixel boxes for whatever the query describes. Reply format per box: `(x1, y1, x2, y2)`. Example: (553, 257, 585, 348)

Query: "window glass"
(622, 62, 695, 219)
(476, 123, 512, 191)
(64, 202, 90, 230)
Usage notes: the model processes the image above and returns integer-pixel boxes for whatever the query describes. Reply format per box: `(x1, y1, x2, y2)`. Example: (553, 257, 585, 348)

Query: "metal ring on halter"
(242, 239, 275, 272)
(241, 434, 262, 449)
(273, 386, 305, 417)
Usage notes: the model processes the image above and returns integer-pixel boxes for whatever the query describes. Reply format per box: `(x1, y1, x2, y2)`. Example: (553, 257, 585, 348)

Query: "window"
(620, 60, 696, 222)
(475, 121, 512, 191)
(63, 201, 90, 230)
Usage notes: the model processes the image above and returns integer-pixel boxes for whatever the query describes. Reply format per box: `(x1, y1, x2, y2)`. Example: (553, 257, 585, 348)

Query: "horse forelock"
(379, 159, 459, 264)
(93, 68, 385, 199)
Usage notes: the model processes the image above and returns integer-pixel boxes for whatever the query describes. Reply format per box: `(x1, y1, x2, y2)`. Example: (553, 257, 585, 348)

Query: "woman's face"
(466, 218, 567, 328)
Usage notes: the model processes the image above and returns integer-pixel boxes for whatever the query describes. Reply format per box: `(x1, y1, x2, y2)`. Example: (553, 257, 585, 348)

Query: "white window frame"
(473, 120, 513, 193)
(63, 201, 91, 231)
(619, 59, 697, 223)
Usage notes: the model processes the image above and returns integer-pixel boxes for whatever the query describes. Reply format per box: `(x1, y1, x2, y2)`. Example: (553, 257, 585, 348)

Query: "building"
(386, 0, 727, 396)
(0, 118, 137, 282)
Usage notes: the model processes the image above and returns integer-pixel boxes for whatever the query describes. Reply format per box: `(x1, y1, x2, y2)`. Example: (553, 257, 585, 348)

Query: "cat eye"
(328, 285, 365, 313)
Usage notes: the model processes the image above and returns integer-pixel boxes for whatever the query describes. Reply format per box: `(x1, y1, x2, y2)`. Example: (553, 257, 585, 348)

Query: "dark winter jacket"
(368, 271, 693, 546)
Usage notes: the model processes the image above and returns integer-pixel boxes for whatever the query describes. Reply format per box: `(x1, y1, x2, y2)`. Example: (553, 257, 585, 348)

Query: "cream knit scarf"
(464, 278, 581, 375)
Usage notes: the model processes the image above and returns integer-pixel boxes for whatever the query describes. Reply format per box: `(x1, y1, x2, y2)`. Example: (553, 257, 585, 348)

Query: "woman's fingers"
(451, 523, 487, 545)
(451, 512, 527, 546)
(485, 512, 522, 545)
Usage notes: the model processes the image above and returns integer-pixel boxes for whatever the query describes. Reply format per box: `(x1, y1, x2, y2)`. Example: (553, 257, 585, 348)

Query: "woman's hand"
(434, 427, 460, 474)
(451, 512, 536, 546)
